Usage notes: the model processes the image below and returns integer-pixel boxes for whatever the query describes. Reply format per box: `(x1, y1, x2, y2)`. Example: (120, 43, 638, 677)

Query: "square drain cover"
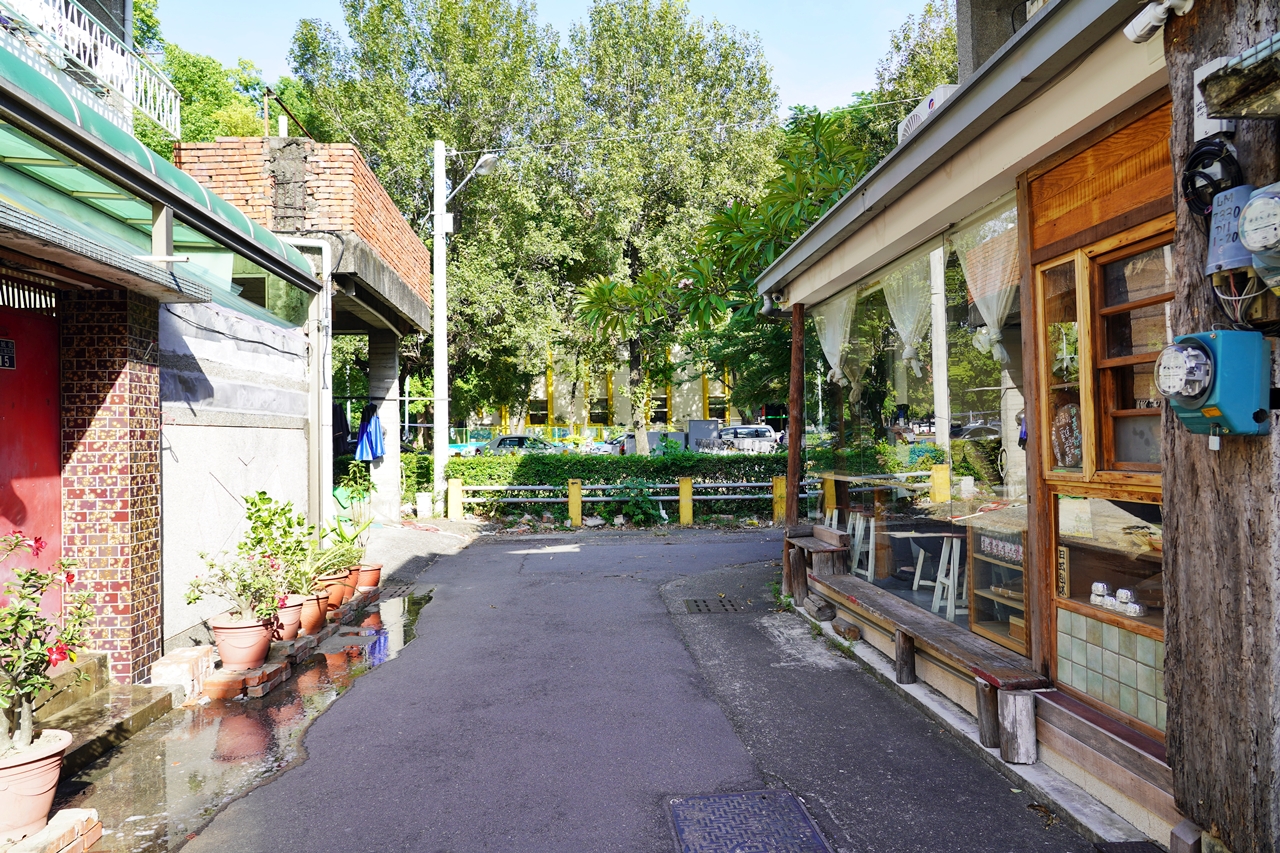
(1094, 844, 1167, 853)
(669, 790, 833, 853)
(685, 598, 743, 613)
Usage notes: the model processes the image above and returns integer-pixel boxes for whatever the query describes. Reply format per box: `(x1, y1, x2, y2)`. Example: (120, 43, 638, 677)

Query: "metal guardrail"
(0, 0, 181, 136)
(457, 480, 820, 507)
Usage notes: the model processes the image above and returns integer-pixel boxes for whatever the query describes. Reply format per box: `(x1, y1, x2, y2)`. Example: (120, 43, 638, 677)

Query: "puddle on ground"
(53, 590, 432, 852)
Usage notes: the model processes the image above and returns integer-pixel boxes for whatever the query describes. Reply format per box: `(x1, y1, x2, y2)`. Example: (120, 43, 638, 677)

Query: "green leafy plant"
(282, 541, 364, 596)
(186, 553, 283, 622)
(238, 492, 313, 568)
(617, 478, 663, 525)
(338, 460, 375, 502)
(0, 532, 92, 755)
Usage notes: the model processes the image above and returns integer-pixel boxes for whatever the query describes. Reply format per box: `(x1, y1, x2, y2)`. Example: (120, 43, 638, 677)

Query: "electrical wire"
(161, 304, 307, 358)
(449, 94, 937, 157)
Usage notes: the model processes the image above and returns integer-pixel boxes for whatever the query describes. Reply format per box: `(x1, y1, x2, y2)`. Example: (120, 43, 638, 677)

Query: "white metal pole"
(929, 246, 950, 455)
(432, 140, 449, 516)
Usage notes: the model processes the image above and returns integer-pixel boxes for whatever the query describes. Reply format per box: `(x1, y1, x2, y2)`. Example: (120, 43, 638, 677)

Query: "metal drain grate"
(380, 579, 415, 600)
(684, 598, 744, 614)
(1094, 843, 1167, 853)
(669, 790, 833, 853)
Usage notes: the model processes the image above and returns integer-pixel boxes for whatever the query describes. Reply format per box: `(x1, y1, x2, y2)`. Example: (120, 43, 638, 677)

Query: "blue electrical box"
(1157, 330, 1271, 436)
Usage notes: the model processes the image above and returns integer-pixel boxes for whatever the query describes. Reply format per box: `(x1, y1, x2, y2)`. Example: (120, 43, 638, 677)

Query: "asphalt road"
(183, 527, 1091, 853)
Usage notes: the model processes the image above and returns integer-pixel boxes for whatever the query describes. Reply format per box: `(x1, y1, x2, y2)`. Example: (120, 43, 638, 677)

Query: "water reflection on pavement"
(54, 592, 432, 852)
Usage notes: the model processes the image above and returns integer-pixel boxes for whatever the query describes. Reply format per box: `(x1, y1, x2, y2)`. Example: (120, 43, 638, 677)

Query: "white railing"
(0, 0, 180, 136)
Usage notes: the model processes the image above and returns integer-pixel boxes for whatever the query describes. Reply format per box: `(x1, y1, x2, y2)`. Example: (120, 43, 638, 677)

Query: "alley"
(174, 528, 1090, 853)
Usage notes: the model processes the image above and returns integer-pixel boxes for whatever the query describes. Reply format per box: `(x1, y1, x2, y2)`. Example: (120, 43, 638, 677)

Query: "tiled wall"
(1056, 607, 1165, 731)
(61, 290, 162, 682)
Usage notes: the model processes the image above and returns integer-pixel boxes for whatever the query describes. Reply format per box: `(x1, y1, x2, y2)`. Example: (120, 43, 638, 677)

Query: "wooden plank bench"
(782, 525, 850, 601)
(808, 571, 1048, 761)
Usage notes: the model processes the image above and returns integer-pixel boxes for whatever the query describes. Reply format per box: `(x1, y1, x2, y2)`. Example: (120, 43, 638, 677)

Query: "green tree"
(567, 0, 777, 453)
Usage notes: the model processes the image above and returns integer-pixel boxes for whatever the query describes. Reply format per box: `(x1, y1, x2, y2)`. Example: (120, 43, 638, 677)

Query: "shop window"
(1035, 228, 1173, 481)
(526, 399, 548, 426)
(708, 395, 727, 422)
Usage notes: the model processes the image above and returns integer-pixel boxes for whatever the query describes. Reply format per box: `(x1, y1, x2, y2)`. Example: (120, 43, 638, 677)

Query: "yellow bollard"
(930, 464, 951, 504)
(568, 479, 583, 527)
(679, 477, 693, 526)
(447, 478, 463, 521)
(772, 475, 786, 524)
(822, 476, 836, 521)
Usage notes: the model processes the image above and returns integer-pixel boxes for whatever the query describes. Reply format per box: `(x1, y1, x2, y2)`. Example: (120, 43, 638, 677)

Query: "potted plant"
(284, 541, 362, 635)
(235, 493, 312, 641)
(186, 553, 282, 671)
(0, 531, 92, 844)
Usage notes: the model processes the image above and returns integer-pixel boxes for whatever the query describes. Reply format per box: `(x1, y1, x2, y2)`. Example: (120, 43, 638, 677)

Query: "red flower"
(63, 571, 75, 585)
(30, 536, 46, 557)
(47, 643, 69, 667)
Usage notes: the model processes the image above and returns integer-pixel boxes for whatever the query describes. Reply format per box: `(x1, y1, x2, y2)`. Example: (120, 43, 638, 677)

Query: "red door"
(0, 305, 62, 598)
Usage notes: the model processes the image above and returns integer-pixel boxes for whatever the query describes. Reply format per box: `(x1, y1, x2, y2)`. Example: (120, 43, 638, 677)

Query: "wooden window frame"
(1034, 219, 1174, 490)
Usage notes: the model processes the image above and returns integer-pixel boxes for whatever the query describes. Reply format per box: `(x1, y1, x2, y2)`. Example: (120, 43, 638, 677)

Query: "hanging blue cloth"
(355, 410, 385, 461)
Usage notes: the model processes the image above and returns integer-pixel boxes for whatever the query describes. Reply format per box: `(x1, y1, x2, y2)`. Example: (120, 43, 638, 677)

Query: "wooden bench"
(808, 571, 1048, 761)
(782, 525, 850, 601)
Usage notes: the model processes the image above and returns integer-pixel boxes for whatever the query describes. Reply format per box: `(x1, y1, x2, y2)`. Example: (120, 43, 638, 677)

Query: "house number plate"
(0, 339, 13, 369)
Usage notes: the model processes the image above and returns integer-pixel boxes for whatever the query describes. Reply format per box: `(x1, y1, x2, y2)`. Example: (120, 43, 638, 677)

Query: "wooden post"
(1165, 7, 1280, 848)
(446, 478, 463, 521)
(678, 477, 693, 526)
(997, 690, 1036, 764)
(975, 678, 1000, 749)
(784, 546, 809, 603)
(567, 479, 582, 527)
(772, 475, 786, 523)
(894, 630, 916, 684)
(786, 303, 804, 526)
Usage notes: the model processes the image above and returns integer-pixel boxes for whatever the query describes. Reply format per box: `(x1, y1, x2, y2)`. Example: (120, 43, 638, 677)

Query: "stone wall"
(60, 289, 162, 683)
(173, 138, 431, 307)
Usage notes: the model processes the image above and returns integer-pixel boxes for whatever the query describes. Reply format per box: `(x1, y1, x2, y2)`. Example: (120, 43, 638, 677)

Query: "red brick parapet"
(173, 138, 431, 310)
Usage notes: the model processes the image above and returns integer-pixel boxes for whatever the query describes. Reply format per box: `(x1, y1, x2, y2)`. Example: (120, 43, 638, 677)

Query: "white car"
(717, 425, 780, 452)
(480, 434, 562, 455)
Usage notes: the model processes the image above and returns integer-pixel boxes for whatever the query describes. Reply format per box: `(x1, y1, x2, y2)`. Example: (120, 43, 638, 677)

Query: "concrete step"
(41, 684, 175, 775)
(33, 652, 110, 722)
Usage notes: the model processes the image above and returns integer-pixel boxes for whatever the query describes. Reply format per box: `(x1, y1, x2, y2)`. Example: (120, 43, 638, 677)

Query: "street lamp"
(432, 142, 499, 515)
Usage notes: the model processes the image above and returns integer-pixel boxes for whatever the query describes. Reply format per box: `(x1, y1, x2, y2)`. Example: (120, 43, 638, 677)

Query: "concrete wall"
(158, 302, 311, 643)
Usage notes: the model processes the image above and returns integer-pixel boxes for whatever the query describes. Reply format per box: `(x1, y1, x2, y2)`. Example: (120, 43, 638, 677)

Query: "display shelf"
(967, 525, 1029, 656)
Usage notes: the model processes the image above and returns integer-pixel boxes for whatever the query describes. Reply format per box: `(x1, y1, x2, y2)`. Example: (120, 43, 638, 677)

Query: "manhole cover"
(685, 598, 744, 614)
(669, 790, 833, 853)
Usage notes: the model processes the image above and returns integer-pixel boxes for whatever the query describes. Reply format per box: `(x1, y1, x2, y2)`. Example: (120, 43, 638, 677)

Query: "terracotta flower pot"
(299, 592, 329, 636)
(356, 563, 382, 591)
(213, 713, 271, 763)
(0, 729, 73, 845)
(209, 615, 273, 671)
(315, 572, 347, 612)
(339, 568, 359, 604)
(274, 595, 306, 641)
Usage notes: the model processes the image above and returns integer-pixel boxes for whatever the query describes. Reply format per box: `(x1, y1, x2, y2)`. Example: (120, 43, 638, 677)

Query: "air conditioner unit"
(897, 84, 960, 144)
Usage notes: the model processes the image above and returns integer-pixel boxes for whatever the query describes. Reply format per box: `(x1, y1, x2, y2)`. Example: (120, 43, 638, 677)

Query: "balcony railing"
(0, 0, 180, 136)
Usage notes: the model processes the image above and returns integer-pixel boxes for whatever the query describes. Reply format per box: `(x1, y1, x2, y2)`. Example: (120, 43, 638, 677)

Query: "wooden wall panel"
(1029, 104, 1173, 253)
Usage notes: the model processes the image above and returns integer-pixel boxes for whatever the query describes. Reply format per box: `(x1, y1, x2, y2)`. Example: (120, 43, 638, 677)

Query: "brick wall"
(173, 138, 431, 307)
(60, 290, 162, 682)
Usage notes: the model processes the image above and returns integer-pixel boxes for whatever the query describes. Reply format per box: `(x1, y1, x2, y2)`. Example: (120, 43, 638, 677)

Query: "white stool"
(931, 536, 969, 621)
(848, 513, 876, 581)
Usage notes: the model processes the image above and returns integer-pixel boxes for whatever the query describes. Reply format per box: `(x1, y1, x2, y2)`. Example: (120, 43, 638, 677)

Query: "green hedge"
(436, 452, 790, 520)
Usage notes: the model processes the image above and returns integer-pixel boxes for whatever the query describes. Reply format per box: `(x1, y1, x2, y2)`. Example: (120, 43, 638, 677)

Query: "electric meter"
(1158, 330, 1271, 440)
(1240, 190, 1280, 252)
(1155, 341, 1213, 404)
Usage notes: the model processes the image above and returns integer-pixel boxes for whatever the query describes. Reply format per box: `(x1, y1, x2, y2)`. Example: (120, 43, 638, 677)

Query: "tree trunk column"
(786, 304, 804, 527)
(1165, 7, 1280, 851)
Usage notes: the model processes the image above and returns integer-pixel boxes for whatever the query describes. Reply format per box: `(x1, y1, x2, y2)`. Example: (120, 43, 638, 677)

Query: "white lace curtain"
(810, 288, 876, 404)
(880, 250, 933, 377)
(949, 199, 1020, 364)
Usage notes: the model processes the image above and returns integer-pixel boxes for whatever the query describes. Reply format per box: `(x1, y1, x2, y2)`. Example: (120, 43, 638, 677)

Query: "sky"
(157, 0, 930, 115)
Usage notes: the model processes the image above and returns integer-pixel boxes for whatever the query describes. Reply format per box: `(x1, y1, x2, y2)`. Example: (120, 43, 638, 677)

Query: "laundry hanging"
(880, 251, 933, 377)
(810, 288, 881, 406)
(355, 404, 385, 461)
(949, 199, 1020, 364)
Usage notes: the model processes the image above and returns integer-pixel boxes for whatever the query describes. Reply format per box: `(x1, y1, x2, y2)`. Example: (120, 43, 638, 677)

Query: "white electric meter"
(1239, 191, 1280, 252)
(1156, 342, 1214, 403)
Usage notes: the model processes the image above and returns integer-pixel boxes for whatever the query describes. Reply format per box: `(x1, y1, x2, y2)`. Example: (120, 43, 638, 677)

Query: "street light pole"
(431, 142, 498, 516)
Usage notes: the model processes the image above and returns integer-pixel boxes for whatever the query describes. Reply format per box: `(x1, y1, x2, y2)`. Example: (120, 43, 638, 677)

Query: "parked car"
(718, 425, 780, 453)
(950, 422, 1001, 440)
(480, 434, 562, 455)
